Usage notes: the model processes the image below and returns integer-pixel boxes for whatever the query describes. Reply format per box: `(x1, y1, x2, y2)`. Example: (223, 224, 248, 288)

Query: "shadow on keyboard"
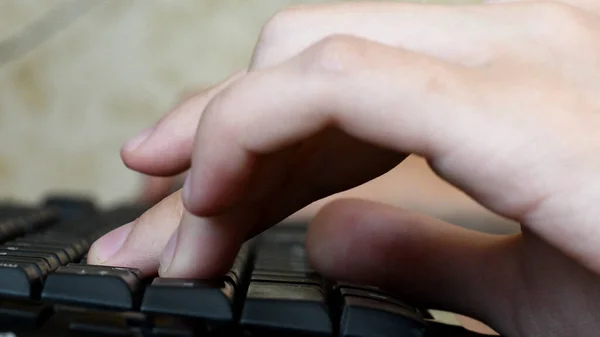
(0, 196, 498, 336)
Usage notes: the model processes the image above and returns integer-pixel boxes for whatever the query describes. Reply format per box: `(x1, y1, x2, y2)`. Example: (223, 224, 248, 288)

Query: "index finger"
(159, 35, 483, 278)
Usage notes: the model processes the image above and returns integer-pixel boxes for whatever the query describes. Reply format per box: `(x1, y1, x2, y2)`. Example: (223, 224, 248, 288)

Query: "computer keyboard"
(0, 196, 497, 337)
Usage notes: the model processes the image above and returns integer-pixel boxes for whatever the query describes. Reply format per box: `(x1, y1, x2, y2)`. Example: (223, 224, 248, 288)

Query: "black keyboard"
(0, 196, 496, 337)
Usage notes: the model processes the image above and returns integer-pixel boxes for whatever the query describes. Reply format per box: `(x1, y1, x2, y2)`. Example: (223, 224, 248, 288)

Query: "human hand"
(89, 1, 600, 336)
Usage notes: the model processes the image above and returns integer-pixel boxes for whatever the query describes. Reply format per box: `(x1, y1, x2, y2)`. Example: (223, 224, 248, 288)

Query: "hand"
(89, 1, 600, 336)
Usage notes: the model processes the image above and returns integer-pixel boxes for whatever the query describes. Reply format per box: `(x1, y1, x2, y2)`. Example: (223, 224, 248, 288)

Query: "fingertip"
(158, 212, 244, 279)
(306, 198, 511, 315)
(181, 142, 255, 218)
(306, 198, 407, 283)
(123, 127, 154, 154)
(88, 191, 185, 278)
(120, 136, 192, 177)
(87, 222, 134, 265)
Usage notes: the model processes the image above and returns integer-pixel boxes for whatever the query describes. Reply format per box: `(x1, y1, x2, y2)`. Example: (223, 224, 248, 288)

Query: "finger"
(166, 36, 485, 279)
(121, 70, 246, 176)
(159, 132, 404, 278)
(306, 198, 517, 334)
(87, 190, 184, 278)
(158, 207, 254, 278)
(183, 35, 481, 217)
(122, 0, 551, 177)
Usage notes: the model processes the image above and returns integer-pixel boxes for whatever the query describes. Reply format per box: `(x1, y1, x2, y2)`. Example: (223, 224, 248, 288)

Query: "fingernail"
(124, 126, 154, 152)
(92, 223, 133, 263)
(160, 228, 179, 273)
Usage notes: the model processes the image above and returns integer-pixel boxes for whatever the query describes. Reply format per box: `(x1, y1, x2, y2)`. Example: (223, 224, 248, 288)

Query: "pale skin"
(88, 0, 600, 336)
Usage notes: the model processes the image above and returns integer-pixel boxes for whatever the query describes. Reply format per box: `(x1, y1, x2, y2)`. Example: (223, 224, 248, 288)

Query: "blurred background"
(0, 0, 483, 207)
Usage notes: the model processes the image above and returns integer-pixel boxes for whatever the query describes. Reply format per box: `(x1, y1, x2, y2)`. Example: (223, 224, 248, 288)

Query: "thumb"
(306, 198, 518, 332)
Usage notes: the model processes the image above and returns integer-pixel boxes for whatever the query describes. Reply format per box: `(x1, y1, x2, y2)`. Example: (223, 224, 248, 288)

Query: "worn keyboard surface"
(0, 198, 494, 337)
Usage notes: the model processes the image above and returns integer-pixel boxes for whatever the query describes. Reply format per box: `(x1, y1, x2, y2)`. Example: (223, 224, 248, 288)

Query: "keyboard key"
(7, 241, 80, 262)
(0, 261, 45, 298)
(55, 308, 146, 337)
(0, 218, 27, 242)
(251, 271, 323, 286)
(260, 225, 307, 244)
(339, 295, 426, 337)
(150, 316, 196, 337)
(0, 251, 61, 272)
(0, 256, 52, 275)
(41, 265, 143, 310)
(43, 195, 97, 219)
(226, 243, 253, 285)
(337, 284, 418, 313)
(0, 245, 70, 265)
(14, 236, 89, 259)
(0, 298, 53, 330)
(253, 242, 314, 275)
(142, 243, 252, 322)
(240, 281, 332, 336)
(141, 278, 236, 322)
(0, 208, 57, 242)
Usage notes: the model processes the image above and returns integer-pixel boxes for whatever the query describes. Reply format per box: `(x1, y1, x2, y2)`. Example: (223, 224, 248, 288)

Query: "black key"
(0, 217, 43, 242)
(7, 241, 79, 261)
(20, 237, 89, 260)
(0, 217, 27, 241)
(340, 295, 426, 337)
(42, 265, 143, 310)
(142, 244, 252, 322)
(0, 208, 58, 241)
(0, 298, 53, 329)
(251, 271, 322, 286)
(0, 261, 44, 298)
(64, 263, 142, 279)
(226, 243, 253, 284)
(141, 278, 236, 322)
(22, 208, 59, 232)
(56, 308, 146, 337)
(0, 256, 52, 275)
(151, 316, 195, 337)
(0, 245, 70, 265)
(253, 242, 314, 275)
(337, 285, 417, 313)
(44, 195, 97, 219)
(260, 224, 307, 244)
(240, 281, 332, 336)
(253, 257, 314, 274)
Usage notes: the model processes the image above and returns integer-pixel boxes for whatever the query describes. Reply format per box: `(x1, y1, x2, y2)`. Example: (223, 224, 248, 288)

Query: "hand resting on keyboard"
(88, 1, 600, 337)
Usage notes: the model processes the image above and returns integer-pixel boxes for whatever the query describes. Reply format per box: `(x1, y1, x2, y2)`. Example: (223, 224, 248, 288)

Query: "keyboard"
(0, 196, 496, 337)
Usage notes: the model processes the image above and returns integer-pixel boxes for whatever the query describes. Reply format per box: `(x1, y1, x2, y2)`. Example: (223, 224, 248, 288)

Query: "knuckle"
(308, 35, 367, 74)
(260, 6, 301, 42)
(252, 6, 306, 68)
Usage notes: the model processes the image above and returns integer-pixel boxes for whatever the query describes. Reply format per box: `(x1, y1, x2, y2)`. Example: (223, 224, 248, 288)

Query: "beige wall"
(0, 0, 481, 207)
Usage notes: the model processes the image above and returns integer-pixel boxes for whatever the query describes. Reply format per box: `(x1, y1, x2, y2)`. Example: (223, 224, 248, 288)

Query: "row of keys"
(25, 226, 429, 337)
(0, 206, 145, 299)
(0, 204, 483, 336)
